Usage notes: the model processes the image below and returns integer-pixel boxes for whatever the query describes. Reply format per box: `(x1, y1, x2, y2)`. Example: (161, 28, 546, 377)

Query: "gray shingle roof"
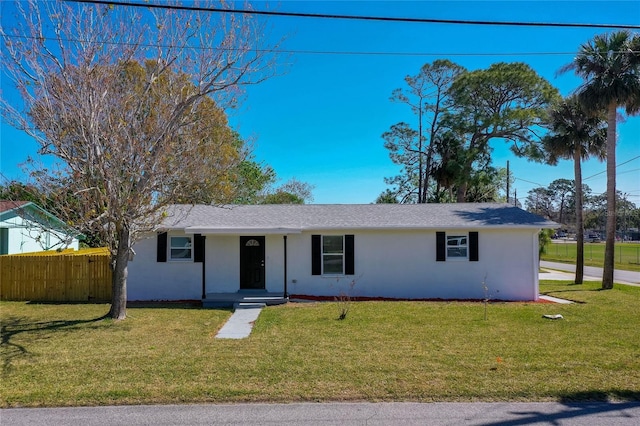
(160, 203, 556, 233)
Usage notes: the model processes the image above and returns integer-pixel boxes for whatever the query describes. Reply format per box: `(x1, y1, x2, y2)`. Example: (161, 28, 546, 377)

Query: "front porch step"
(203, 292, 288, 309)
(234, 302, 266, 309)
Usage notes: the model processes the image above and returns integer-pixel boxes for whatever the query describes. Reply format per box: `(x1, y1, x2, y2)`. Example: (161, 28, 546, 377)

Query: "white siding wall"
(0, 215, 80, 254)
(128, 229, 540, 302)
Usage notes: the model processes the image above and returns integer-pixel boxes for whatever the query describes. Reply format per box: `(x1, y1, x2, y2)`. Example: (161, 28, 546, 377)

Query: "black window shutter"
(311, 234, 321, 275)
(345, 234, 355, 275)
(194, 234, 205, 263)
(436, 232, 446, 262)
(469, 232, 479, 262)
(157, 232, 167, 263)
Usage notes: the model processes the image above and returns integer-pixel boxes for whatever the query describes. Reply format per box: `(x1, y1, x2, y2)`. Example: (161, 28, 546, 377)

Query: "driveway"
(540, 261, 640, 286)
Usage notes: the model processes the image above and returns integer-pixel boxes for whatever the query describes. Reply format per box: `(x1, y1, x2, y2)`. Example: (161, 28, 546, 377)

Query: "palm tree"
(542, 96, 606, 284)
(560, 30, 640, 289)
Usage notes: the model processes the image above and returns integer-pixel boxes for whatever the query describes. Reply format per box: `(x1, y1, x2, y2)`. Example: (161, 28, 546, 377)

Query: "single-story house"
(0, 201, 81, 255)
(127, 203, 556, 303)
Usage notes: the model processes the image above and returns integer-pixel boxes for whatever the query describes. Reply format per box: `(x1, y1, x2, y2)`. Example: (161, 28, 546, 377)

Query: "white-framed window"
(446, 235, 468, 259)
(170, 235, 192, 261)
(322, 235, 344, 275)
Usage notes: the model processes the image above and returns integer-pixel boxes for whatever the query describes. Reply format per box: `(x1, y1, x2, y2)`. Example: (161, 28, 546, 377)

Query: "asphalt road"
(540, 261, 640, 285)
(2, 402, 640, 426)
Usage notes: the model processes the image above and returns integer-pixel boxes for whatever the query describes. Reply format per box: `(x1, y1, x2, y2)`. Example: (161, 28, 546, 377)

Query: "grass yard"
(1, 281, 639, 407)
(541, 242, 640, 272)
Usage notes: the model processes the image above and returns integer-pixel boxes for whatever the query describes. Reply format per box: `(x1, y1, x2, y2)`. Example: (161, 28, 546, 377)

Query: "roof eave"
(179, 224, 555, 234)
(184, 227, 303, 235)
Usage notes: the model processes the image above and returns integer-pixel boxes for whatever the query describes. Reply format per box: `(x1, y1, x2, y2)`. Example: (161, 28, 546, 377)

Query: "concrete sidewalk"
(215, 304, 264, 339)
(539, 269, 601, 282)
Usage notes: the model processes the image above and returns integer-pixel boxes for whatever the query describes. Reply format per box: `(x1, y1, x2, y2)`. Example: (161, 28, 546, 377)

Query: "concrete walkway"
(215, 304, 264, 339)
(538, 294, 573, 304)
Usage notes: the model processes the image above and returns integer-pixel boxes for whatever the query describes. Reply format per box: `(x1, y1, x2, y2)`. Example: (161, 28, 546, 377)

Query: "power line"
(514, 177, 545, 187)
(617, 168, 640, 176)
(583, 155, 640, 181)
(64, 0, 640, 30)
(0, 33, 590, 58)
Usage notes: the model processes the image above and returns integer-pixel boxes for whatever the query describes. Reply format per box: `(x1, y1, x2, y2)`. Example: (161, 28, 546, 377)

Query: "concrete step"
(234, 302, 267, 309)
(203, 293, 288, 309)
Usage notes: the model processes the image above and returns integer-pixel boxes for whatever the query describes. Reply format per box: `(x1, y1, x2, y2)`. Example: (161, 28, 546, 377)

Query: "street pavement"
(540, 261, 640, 286)
(2, 401, 640, 425)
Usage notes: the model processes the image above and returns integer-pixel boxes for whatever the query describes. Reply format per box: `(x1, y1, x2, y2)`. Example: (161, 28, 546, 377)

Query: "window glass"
(323, 235, 343, 253)
(322, 235, 344, 274)
(170, 236, 192, 260)
(447, 235, 467, 259)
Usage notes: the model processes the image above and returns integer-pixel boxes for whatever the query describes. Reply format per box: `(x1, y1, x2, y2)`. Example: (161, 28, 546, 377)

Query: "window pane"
(447, 236, 466, 247)
(447, 235, 467, 258)
(323, 236, 343, 254)
(170, 236, 192, 260)
(323, 254, 344, 274)
(171, 248, 192, 259)
(171, 237, 192, 249)
(447, 247, 467, 258)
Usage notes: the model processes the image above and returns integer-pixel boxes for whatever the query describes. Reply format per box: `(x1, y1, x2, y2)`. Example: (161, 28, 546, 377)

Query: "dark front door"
(240, 236, 266, 290)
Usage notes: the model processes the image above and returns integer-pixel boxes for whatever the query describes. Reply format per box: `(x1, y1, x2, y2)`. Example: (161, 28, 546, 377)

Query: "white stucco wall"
(286, 229, 539, 301)
(0, 215, 80, 254)
(128, 228, 540, 301)
(205, 234, 286, 294)
(127, 232, 202, 301)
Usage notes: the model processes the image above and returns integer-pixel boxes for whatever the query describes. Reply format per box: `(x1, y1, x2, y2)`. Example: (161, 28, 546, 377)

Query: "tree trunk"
(602, 102, 617, 290)
(108, 226, 131, 319)
(417, 102, 424, 204)
(574, 146, 584, 285)
(423, 139, 434, 204)
(456, 182, 467, 203)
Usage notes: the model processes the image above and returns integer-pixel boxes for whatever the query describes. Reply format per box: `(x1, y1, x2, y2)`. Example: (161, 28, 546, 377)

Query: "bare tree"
(1, 0, 280, 319)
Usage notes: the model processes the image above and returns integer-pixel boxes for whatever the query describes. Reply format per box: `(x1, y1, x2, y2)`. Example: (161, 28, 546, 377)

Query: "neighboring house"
(0, 201, 81, 255)
(128, 203, 556, 303)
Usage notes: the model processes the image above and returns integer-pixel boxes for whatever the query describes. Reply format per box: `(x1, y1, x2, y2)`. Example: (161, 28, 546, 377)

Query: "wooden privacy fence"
(0, 248, 112, 302)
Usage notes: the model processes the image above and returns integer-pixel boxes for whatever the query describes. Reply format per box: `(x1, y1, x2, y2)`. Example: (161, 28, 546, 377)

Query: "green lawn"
(2, 281, 639, 407)
(542, 242, 640, 272)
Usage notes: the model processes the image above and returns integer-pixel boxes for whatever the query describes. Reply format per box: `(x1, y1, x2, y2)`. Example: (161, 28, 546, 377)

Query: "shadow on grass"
(539, 286, 612, 303)
(1, 314, 107, 373)
(478, 391, 639, 425)
(25, 301, 109, 305)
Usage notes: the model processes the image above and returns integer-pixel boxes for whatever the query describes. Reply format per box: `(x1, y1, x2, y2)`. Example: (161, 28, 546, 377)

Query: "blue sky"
(1, 0, 639, 206)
